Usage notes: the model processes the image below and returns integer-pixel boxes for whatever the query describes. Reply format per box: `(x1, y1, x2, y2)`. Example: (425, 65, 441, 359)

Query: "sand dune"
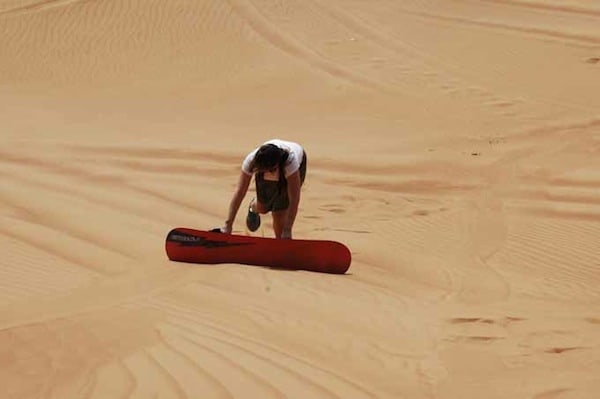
(2, 0, 600, 397)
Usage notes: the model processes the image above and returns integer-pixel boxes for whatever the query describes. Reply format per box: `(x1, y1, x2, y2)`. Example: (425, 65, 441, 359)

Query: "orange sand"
(1, 1, 600, 397)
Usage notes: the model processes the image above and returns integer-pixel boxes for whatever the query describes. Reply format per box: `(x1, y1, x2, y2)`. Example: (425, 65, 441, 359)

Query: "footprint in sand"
(533, 388, 572, 399)
(448, 316, 525, 325)
(545, 347, 582, 354)
(319, 204, 346, 213)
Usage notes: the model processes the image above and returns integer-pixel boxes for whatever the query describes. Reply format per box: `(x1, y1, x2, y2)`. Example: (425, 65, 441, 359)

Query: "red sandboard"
(165, 227, 351, 274)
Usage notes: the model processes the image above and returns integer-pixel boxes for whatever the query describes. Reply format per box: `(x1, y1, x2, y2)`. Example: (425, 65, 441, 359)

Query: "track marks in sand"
(445, 315, 524, 343)
(444, 314, 599, 361)
(0, 306, 163, 399)
(404, 5, 600, 48)
(0, 0, 87, 16)
(143, 296, 378, 399)
(0, 234, 92, 305)
(312, 158, 484, 197)
(67, 143, 239, 179)
(441, 313, 600, 397)
(477, 0, 600, 18)
(226, 0, 388, 93)
(0, 141, 241, 288)
(513, 171, 600, 222)
(497, 118, 600, 218)
(0, 143, 229, 217)
(0, 218, 112, 288)
(1, 168, 138, 275)
(532, 388, 573, 399)
(156, 325, 302, 398)
(448, 316, 525, 325)
(226, 0, 515, 103)
(544, 346, 583, 354)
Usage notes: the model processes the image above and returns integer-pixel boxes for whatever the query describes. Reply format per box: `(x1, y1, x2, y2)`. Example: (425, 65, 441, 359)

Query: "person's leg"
(271, 209, 287, 238)
(270, 153, 307, 238)
(251, 198, 270, 214)
(299, 152, 307, 184)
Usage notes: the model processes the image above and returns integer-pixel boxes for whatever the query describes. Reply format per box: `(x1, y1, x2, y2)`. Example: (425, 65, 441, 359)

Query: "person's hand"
(222, 221, 233, 234)
(211, 221, 232, 234)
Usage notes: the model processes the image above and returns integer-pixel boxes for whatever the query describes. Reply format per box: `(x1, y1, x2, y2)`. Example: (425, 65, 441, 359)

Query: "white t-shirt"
(241, 139, 304, 181)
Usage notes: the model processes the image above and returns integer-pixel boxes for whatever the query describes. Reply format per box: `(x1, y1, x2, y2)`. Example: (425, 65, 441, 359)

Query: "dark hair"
(250, 144, 289, 172)
(250, 143, 290, 191)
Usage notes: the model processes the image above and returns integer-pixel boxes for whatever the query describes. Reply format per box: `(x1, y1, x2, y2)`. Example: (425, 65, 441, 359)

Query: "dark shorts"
(255, 152, 307, 212)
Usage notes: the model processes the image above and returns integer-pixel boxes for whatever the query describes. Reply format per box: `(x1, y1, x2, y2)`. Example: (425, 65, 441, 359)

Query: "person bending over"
(220, 139, 307, 239)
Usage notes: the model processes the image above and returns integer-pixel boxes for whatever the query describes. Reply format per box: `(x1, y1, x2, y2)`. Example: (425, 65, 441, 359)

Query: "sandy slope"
(1, 0, 600, 397)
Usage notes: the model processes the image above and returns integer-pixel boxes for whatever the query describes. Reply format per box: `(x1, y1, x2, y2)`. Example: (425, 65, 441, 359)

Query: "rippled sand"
(1, 1, 600, 397)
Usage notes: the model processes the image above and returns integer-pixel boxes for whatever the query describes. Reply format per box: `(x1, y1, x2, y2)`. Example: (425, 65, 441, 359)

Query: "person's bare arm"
(222, 172, 252, 233)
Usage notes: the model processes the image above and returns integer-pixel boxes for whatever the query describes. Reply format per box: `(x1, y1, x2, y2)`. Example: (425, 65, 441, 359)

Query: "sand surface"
(2, 0, 600, 397)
